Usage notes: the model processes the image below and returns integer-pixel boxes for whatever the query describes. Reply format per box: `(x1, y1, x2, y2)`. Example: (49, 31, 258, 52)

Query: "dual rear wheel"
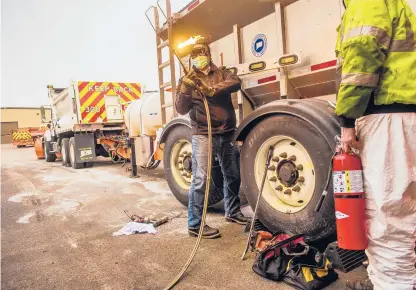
(61, 137, 93, 169)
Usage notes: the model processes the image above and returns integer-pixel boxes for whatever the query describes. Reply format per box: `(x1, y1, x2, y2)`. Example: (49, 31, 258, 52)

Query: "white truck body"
(152, 0, 347, 122)
(49, 81, 142, 135)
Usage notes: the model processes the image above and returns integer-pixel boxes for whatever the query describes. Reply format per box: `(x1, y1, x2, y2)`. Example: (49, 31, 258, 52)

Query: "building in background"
(1, 107, 51, 144)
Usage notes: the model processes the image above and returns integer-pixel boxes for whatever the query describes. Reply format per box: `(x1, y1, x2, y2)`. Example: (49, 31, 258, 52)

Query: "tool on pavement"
(241, 145, 274, 260)
(124, 210, 169, 228)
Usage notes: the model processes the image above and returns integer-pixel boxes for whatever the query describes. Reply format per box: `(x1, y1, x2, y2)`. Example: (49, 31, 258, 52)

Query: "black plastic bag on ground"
(252, 234, 338, 290)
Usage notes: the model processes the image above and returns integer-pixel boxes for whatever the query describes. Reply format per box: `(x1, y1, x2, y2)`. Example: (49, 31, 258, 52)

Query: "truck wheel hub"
(277, 160, 298, 187)
(170, 139, 193, 189)
(254, 135, 316, 213)
(183, 156, 192, 172)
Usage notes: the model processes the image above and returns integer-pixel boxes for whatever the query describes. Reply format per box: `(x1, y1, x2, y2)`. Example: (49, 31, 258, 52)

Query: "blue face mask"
(191, 56, 210, 70)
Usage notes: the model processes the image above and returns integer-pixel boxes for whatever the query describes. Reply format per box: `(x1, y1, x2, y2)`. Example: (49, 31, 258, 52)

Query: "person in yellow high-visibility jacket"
(335, 0, 416, 289)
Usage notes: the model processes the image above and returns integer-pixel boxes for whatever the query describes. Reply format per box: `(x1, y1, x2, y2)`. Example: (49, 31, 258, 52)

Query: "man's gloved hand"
(180, 71, 198, 94)
(198, 79, 216, 97)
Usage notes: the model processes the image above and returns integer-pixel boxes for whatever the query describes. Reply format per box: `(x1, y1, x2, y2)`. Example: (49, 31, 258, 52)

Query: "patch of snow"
(45, 199, 81, 215)
(41, 174, 64, 182)
(17, 212, 35, 224)
(68, 240, 78, 248)
(8, 192, 33, 203)
(139, 180, 171, 195)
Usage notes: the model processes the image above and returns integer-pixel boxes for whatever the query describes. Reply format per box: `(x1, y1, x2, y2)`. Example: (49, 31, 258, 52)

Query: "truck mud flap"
(74, 134, 96, 163)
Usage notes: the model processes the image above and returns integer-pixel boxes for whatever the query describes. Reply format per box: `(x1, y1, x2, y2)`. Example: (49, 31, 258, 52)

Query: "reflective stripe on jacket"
(335, 0, 416, 126)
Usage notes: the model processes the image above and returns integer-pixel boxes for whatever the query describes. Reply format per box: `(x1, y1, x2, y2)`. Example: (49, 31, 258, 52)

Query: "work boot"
(346, 278, 374, 290)
(225, 212, 250, 225)
(188, 225, 221, 239)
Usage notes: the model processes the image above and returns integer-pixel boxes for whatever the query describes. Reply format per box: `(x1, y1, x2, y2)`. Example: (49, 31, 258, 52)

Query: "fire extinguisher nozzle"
(315, 190, 327, 212)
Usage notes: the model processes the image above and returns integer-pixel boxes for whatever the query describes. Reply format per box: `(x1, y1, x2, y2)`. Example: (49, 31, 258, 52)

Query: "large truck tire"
(163, 125, 224, 207)
(61, 138, 70, 166)
(240, 114, 336, 242)
(44, 142, 56, 162)
(69, 137, 84, 169)
(84, 162, 94, 168)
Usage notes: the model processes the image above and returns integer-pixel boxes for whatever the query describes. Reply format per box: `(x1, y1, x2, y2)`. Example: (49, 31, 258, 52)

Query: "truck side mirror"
(40, 106, 46, 123)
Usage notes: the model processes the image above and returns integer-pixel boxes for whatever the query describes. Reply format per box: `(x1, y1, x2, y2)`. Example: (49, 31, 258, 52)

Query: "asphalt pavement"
(1, 144, 366, 289)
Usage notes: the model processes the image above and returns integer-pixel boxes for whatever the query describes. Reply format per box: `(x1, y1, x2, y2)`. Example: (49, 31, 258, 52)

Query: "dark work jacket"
(175, 64, 241, 135)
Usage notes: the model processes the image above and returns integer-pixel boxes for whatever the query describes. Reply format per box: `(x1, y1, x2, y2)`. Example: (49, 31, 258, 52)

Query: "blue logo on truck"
(252, 34, 267, 57)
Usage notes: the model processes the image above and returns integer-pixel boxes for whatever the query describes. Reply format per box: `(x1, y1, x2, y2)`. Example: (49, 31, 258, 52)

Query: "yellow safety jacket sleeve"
(335, 0, 392, 127)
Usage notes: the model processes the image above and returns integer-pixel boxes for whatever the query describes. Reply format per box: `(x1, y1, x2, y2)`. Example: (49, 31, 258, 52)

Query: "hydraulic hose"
(164, 95, 212, 290)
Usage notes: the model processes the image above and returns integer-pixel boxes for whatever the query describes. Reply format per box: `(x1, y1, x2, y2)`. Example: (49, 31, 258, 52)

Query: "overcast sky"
(1, 0, 188, 107)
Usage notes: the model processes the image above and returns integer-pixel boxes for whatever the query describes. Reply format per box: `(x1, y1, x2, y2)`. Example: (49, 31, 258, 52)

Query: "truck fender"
(159, 116, 191, 145)
(233, 99, 340, 151)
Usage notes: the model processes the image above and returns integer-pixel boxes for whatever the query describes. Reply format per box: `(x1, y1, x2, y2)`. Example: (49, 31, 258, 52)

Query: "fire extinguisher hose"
(315, 152, 336, 213)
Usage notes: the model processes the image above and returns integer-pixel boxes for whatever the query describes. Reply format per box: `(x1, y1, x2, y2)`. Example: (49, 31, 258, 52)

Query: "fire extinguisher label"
(333, 170, 364, 193)
(335, 211, 350, 219)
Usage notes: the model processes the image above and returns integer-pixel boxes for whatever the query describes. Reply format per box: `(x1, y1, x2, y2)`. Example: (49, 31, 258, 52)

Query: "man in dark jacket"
(175, 39, 249, 239)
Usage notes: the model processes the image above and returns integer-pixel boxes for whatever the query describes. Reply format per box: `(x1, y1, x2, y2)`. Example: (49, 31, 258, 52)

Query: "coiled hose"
(164, 95, 212, 290)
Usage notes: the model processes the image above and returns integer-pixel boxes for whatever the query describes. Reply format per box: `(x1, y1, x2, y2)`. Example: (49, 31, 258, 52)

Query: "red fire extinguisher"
(316, 151, 368, 250)
(332, 152, 368, 250)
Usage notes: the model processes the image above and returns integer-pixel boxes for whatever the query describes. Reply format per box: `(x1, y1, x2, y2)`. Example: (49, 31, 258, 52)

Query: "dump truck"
(127, 0, 415, 241)
(12, 128, 36, 148)
(40, 81, 141, 168)
(12, 125, 48, 148)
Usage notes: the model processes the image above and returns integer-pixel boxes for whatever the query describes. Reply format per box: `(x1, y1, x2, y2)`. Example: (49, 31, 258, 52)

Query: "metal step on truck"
(40, 81, 141, 169)
(126, 0, 393, 241)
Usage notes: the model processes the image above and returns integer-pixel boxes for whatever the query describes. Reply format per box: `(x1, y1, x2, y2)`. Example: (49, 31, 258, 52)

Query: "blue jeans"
(188, 131, 242, 229)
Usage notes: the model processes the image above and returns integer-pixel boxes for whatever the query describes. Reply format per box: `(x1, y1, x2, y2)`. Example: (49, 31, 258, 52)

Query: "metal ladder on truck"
(145, 0, 177, 125)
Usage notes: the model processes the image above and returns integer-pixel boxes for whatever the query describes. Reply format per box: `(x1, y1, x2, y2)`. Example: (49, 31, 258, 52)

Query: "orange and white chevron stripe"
(78, 81, 141, 123)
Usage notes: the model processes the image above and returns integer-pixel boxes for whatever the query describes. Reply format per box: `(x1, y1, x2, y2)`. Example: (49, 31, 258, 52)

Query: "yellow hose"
(164, 96, 212, 290)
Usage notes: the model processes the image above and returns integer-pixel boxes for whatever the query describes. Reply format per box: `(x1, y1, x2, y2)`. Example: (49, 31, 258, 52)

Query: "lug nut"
(179, 154, 185, 157)
(279, 152, 287, 158)
(178, 160, 183, 164)
(292, 185, 301, 192)
(268, 165, 276, 171)
(179, 167, 184, 171)
(284, 189, 292, 195)
(182, 173, 188, 177)
(296, 164, 304, 171)
(272, 156, 280, 162)
(289, 155, 297, 161)
(275, 185, 283, 191)
(269, 176, 277, 182)
(298, 176, 305, 183)
(183, 151, 188, 155)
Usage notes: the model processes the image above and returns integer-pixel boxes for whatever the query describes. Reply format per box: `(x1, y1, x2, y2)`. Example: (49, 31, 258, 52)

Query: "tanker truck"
(126, 0, 370, 241)
(40, 81, 141, 168)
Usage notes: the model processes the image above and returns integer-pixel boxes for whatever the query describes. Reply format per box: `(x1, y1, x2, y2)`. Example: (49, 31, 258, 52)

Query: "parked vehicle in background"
(40, 81, 141, 168)
(12, 126, 46, 148)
